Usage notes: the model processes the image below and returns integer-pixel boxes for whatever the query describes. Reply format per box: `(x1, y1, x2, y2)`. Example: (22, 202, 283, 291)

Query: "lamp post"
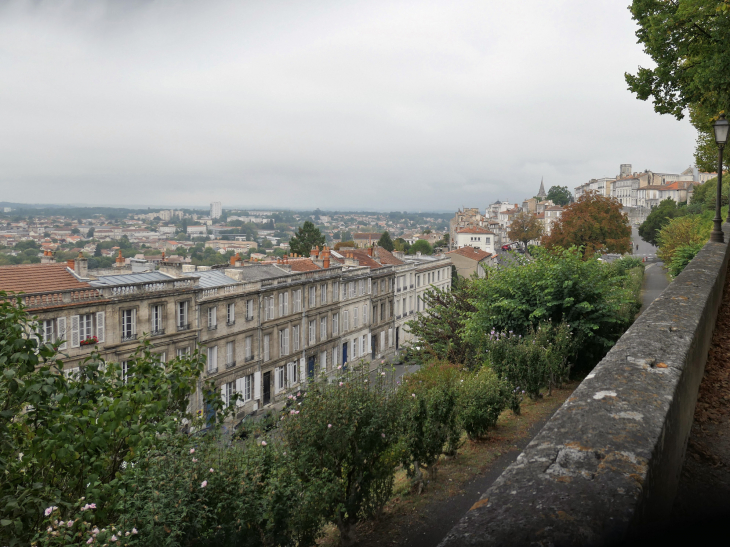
(711, 114, 729, 242)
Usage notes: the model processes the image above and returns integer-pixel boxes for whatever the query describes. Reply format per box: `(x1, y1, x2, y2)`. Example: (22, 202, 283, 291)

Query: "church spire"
(537, 176, 547, 198)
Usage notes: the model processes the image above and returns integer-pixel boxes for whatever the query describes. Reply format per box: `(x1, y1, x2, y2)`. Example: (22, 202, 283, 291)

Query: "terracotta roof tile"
(289, 258, 322, 272)
(457, 226, 494, 234)
(0, 263, 91, 294)
(375, 247, 405, 265)
(345, 250, 383, 269)
(446, 246, 494, 261)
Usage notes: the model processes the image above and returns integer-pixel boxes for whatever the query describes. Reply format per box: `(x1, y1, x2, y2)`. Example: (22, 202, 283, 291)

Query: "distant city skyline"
(0, 1, 696, 210)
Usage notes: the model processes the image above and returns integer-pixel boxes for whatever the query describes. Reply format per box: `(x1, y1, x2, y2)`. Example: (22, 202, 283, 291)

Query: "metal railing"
(177, 323, 191, 332)
(225, 360, 236, 369)
(150, 328, 165, 337)
(121, 333, 138, 342)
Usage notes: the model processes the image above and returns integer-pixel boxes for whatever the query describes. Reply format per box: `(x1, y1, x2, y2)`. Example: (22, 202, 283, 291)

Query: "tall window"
(309, 286, 316, 308)
(263, 334, 270, 361)
(224, 381, 234, 406)
(333, 281, 339, 301)
(293, 325, 300, 351)
(121, 309, 136, 341)
(352, 338, 358, 358)
(280, 328, 290, 356)
(308, 320, 316, 345)
(80, 314, 94, 341)
(245, 336, 253, 361)
(353, 307, 359, 328)
(177, 347, 190, 358)
(359, 280, 365, 295)
(381, 303, 385, 321)
(121, 361, 130, 384)
(151, 305, 164, 333)
(294, 289, 302, 312)
(246, 299, 254, 320)
(362, 335, 367, 356)
(276, 366, 285, 393)
(42, 319, 55, 343)
(333, 313, 339, 336)
(349, 282, 355, 298)
(288, 361, 298, 386)
(368, 278, 371, 294)
(264, 297, 275, 320)
(320, 317, 327, 341)
(363, 305, 368, 324)
(372, 305, 377, 324)
(226, 341, 235, 367)
(241, 374, 253, 401)
(321, 284, 327, 305)
(208, 307, 217, 329)
(343, 310, 349, 332)
(177, 301, 188, 328)
(227, 303, 235, 324)
(207, 346, 218, 373)
(320, 351, 327, 371)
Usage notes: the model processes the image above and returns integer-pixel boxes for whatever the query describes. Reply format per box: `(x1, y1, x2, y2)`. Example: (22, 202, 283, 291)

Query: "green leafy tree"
(340, 230, 353, 242)
(657, 213, 713, 266)
(508, 211, 544, 250)
(546, 185, 572, 206)
(458, 368, 510, 439)
(404, 278, 479, 368)
(394, 237, 411, 253)
(466, 247, 640, 368)
(542, 192, 631, 257)
(282, 364, 402, 545)
(625, 0, 730, 167)
(408, 239, 433, 255)
(639, 198, 685, 246)
(377, 231, 394, 252)
(289, 220, 325, 257)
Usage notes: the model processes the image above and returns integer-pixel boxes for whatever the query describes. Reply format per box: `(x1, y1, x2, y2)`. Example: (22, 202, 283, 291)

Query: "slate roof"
(89, 272, 171, 287)
(231, 264, 287, 281)
(182, 270, 236, 288)
(0, 263, 91, 294)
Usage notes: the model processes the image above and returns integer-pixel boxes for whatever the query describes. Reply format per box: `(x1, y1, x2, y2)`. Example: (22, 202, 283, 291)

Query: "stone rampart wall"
(438, 225, 730, 547)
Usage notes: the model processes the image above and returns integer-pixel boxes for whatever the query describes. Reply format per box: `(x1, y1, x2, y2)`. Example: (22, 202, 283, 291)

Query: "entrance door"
(262, 371, 271, 406)
(371, 334, 376, 359)
(395, 327, 400, 350)
(307, 356, 315, 378)
(342, 341, 348, 368)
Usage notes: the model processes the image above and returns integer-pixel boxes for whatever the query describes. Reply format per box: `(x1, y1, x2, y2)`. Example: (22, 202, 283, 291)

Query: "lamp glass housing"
(713, 114, 730, 145)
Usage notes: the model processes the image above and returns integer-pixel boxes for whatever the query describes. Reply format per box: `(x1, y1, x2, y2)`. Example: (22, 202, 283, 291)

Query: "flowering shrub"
(281, 362, 402, 545)
(457, 367, 510, 440)
(79, 336, 98, 346)
(484, 322, 575, 410)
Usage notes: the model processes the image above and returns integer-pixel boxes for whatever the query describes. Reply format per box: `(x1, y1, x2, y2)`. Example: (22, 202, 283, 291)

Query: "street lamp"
(711, 113, 729, 242)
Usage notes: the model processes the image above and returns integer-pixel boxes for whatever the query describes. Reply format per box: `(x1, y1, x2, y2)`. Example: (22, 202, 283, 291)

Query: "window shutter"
(367, 333, 371, 355)
(70, 315, 80, 348)
(275, 367, 280, 393)
(236, 378, 245, 407)
(284, 292, 289, 314)
(299, 357, 305, 385)
(221, 384, 226, 404)
(57, 316, 67, 350)
(254, 371, 261, 400)
(279, 294, 283, 317)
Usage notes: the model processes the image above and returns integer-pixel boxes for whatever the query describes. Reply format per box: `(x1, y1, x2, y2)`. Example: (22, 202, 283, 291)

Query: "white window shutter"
(299, 357, 305, 384)
(236, 378, 245, 407)
(221, 384, 226, 404)
(368, 333, 371, 355)
(70, 315, 80, 348)
(254, 371, 261, 400)
(274, 368, 280, 393)
(57, 316, 67, 350)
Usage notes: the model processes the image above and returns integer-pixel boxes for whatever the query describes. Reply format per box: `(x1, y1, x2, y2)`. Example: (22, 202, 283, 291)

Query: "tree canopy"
(288, 220, 325, 257)
(377, 231, 395, 252)
(542, 192, 631, 257)
(508, 211, 544, 250)
(625, 0, 730, 169)
(409, 239, 433, 255)
(547, 186, 572, 206)
(638, 198, 686, 246)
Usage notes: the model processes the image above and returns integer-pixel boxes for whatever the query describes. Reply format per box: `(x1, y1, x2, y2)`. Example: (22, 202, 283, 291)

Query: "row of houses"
(1, 246, 451, 421)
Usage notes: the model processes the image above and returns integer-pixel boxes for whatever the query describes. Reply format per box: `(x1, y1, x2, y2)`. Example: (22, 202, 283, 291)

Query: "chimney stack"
(114, 249, 125, 268)
(74, 252, 88, 278)
(40, 250, 55, 264)
(311, 246, 320, 259)
(322, 246, 330, 269)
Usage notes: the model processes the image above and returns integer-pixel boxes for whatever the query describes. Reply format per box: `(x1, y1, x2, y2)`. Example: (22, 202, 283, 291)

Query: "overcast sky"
(0, 0, 697, 212)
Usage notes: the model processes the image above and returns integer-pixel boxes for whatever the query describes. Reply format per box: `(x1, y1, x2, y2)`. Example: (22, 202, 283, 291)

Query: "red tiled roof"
(375, 247, 405, 266)
(0, 263, 90, 294)
(289, 258, 321, 272)
(345, 250, 383, 269)
(457, 226, 493, 234)
(535, 213, 545, 219)
(446, 247, 494, 261)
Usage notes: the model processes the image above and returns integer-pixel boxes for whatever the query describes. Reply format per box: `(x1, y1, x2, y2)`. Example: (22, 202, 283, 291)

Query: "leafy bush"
(668, 242, 705, 278)
(657, 213, 712, 265)
(457, 368, 510, 440)
(467, 247, 637, 368)
(484, 322, 575, 413)
(0, 292, 220, 546)
(281, 363, 402, 545)
(399, 364, 462, 489)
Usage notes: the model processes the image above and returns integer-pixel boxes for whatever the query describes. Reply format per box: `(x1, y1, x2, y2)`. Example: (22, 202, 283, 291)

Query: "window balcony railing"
(207, 367, 218, 376)
(245, 355, 255, 363)
(227, 320, 235, 327)
(225, 360, 236, 369)
(177, 323, 191, 331)
(208, 324, 218, 331)
(121, 333, 138, 342)
(150, 328, 165, 337)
